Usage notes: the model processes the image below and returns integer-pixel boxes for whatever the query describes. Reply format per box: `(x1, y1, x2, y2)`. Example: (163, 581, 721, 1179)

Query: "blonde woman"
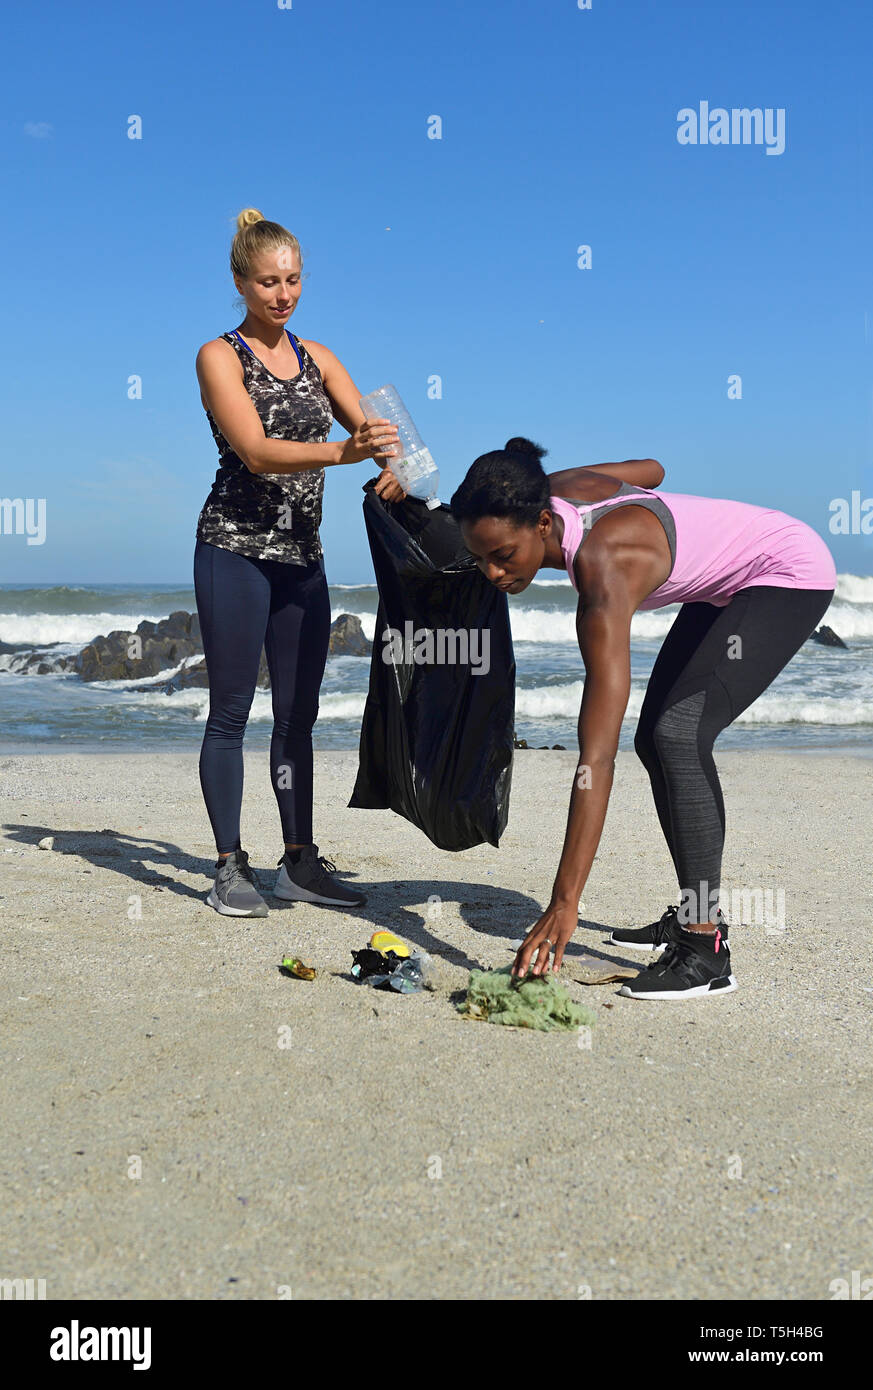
(194, 208, 403, 917)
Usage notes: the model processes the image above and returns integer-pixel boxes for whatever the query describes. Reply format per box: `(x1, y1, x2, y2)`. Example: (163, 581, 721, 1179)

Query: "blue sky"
(2, 0, 872, 584)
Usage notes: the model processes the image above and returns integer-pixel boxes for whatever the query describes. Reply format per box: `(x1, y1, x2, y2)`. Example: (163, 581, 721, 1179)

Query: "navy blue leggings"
(193, 538, 331, 855)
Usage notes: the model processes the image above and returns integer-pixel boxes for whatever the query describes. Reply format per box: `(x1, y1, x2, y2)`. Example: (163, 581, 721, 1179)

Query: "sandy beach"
(1, 748, 871, 1301)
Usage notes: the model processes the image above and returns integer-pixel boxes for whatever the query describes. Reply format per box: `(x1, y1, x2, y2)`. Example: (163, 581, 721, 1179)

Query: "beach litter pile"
(350, 931, 435, 994)
(457, 966, 595, 1032)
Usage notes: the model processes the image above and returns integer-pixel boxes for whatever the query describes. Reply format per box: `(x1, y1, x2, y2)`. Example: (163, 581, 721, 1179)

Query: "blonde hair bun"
(236, 207, 265, 231)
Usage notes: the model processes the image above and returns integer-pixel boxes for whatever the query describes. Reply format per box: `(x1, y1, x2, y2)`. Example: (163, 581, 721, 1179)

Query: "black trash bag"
(348, 481, 515, 850)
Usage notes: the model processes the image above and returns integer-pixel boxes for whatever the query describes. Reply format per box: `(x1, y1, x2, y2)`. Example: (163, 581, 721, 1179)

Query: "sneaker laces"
(282, 847, 342, 889)
(650, 906, 678, 950)
(222, 850, 261, 892)
(310, 854, 342, 892)
(651, 904, 679, 947)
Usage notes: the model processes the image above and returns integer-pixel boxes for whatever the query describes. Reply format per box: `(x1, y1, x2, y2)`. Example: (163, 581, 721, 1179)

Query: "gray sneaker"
(274, 843, 367, 907)
(206, 848, 268, 917)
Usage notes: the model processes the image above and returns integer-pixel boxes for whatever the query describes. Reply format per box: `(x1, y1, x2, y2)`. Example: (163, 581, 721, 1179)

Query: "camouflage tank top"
(196, 328, 334, 563)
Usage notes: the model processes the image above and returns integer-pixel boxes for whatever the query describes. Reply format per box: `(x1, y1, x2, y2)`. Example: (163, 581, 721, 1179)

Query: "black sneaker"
(610, 903, 729, 954)
(206, 848, 269, 918)
(618, 926, 737, 1000)
(609, 904, 681, 953)
(273, 843, 367, 908)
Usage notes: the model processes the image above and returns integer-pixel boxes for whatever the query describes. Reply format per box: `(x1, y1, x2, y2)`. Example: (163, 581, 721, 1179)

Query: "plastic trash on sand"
(348, 481, 515, 852)
(369, 930, 410, 959)
(350, 937, 435, 994)
(281, 956, 317, 981)
(457, 966, 595, 1032)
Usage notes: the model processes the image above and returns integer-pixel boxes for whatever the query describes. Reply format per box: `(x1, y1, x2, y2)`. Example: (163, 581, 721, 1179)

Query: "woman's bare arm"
(548, 459, 664, 491)
(196, 340, 343, 474)
(196, 338, 400, 483)
(549, 600, 634, 909)
(512, 594, 633, 979)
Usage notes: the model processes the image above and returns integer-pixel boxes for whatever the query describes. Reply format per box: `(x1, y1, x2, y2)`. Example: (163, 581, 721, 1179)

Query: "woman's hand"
(338, 417, 400, 466)
(374, 466, 407, 502)
(511, 901, 579, 979)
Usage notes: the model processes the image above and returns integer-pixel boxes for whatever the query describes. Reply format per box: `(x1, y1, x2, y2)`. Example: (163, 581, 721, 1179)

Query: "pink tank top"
(550, 484, 836, 609)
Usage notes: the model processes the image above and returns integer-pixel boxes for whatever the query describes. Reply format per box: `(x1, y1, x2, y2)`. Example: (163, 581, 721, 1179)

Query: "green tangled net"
(457, 966, 596, 1033)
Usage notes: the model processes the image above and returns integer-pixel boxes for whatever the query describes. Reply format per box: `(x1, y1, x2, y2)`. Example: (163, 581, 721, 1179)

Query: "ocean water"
(0, 576, 871, 754)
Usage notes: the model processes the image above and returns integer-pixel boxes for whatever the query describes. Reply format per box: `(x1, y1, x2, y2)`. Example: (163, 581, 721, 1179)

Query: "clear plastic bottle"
(359, 384, 441, 508)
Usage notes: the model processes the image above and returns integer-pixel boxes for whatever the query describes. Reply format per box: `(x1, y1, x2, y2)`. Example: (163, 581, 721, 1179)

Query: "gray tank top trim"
(552, 480, 677, 573)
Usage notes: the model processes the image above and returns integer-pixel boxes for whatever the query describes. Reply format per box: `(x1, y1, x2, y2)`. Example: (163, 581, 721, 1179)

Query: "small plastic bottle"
(359, 384, 441, 508)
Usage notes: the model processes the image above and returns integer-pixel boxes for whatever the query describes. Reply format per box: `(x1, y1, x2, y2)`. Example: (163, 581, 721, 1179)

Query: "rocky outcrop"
(75, 611, 203, 681)
(0, 641, 76, 675)
(2, 609, 374, 687)
(810, 624, 848, 649)
(154, 614, 371, 694)
(159, 647, 270, 694)
(328, 613, 371, 657)
(161, 658, 211, 694)
(73, 610, 373, 686)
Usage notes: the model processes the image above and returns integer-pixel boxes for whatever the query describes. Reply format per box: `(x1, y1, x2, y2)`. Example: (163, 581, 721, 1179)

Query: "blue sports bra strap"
(286, 330, 304, 371)
(230, 328, 252, 355)
(229, 328, 303, 373)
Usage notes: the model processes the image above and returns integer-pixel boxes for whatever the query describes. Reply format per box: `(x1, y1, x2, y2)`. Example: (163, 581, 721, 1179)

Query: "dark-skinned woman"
(450, 437, 835, 1000)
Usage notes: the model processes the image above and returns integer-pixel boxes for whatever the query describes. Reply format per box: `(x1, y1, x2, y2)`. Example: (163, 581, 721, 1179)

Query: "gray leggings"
(634, 585, 834, 923)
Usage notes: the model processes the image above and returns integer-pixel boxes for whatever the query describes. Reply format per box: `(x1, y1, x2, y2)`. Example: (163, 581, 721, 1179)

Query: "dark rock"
(76, 610, 203, 681)
(552, 744, 566, 750)
(15, 608, 370, 688)
(513, 737, 529, 749)
(159, 612, 367, 693)
(156, 610, 193, 641)
(161, 659, 210, 694)
(328, 613, 372, 657)
(810, 624, 847, 649)
(0, 643, 76, 675)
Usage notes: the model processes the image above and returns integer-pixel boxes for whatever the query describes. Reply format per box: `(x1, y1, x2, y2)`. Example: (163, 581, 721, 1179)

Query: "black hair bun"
(504, 436, 547, 461)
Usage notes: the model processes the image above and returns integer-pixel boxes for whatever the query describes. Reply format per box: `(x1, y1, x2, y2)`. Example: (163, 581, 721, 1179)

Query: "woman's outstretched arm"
(511, 597, 634, 979)
(511, 522, 666, 979)
(548, 458, 664, 491)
